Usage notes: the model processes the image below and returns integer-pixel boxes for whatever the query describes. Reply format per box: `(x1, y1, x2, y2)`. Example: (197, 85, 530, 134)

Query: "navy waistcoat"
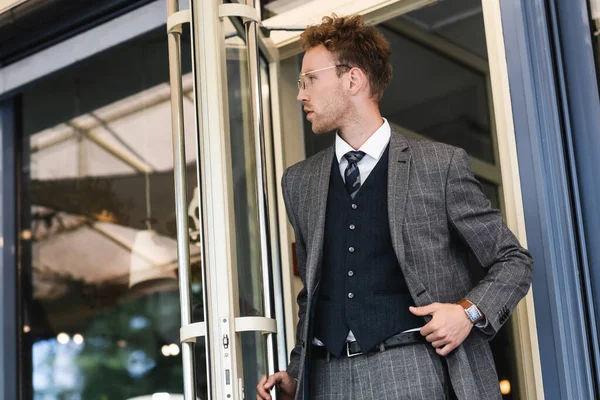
(312, 146, 423, 357)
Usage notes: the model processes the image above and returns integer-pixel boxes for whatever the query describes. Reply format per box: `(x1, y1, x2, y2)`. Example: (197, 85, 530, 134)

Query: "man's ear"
(347, 67, 369, 96)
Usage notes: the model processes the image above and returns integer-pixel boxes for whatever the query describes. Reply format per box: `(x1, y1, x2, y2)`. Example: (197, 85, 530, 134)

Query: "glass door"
(166, 0, 284, 398)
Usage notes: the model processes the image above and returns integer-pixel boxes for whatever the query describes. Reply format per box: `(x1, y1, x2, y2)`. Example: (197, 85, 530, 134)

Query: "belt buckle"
(346, 341, 362, 358)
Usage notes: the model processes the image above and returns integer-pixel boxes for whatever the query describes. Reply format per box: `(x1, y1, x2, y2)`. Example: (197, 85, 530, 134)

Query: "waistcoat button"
(348, 247, 355, 253)
(349, 224, 356, 230)
(348, 293, 354, 299)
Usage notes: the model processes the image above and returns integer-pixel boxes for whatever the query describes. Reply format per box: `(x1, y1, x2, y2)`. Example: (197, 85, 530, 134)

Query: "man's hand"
(256, 371, 296, 400)
(409, 302, 473, 356)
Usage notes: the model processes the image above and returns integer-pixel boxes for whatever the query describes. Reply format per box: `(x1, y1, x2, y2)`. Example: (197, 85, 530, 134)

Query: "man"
(257, 14, 533, 400)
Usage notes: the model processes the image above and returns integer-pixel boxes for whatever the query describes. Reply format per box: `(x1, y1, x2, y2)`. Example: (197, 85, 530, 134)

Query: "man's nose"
(297, 88, 308, 103)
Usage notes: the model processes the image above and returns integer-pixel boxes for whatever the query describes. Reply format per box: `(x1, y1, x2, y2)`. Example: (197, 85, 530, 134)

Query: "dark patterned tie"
(343, 150, 366, 198)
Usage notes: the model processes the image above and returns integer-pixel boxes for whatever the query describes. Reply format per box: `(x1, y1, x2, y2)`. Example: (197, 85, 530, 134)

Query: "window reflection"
(21, 28, 208, 400)
(378, 24, 494, 163)
(31, 291, 184, 399)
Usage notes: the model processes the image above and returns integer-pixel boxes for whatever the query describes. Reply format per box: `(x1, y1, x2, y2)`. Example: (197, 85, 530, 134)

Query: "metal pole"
(244, 0, 279, 388)
(166, 0, 197, 398)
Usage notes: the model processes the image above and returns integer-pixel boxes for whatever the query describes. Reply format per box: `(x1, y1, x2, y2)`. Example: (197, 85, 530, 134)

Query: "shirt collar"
(335, 118, 391, 163)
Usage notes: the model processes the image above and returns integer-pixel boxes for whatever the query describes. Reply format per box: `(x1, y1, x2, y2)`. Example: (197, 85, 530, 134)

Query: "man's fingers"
(436, 342, 456, 356)
(256, 375, 271, 399)
(265, 372, 283, 389)
(409, 302, 440, 317)
(420, 319, 437, 337)
(257, 375, 268, 386)
(256, 373, 282, 400)
(256, 383, 270, 398)
(425, 331, 443, 343)
(409, 305, 430, 316)
(257, 370, 296, 400)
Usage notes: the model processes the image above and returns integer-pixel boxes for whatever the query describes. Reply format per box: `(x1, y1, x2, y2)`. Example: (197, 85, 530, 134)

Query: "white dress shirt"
(335, 118, 391, 186)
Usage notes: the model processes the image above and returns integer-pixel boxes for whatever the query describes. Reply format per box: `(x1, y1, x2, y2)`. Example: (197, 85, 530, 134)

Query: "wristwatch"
(457, 299, 484, 324)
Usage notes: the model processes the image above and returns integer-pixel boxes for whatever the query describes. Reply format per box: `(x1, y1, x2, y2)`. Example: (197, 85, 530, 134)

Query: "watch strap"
(457, 299, 484, 324)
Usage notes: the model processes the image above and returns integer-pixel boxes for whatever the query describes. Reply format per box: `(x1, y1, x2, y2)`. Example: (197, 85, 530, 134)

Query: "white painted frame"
(189, 1, 242, 397)
(481, 0, 543, 397)
(265, 0, 436, 59)
(188, 1, 292, 397)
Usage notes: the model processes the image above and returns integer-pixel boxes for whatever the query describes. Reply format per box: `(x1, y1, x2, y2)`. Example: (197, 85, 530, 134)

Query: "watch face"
(466, 305, 482, 322)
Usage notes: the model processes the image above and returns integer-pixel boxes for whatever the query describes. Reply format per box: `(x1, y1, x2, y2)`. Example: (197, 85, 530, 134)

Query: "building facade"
(0, 0, 599, 399)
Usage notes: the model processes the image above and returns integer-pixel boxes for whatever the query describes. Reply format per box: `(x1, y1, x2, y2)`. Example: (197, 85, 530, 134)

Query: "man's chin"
(311, 123, 334, 135)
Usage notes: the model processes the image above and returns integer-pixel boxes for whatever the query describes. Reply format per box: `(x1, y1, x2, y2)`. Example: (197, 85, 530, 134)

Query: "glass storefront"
(19, 27, 208, 400)
(17, 15, 279, 397)
(0, 0, 551, 398)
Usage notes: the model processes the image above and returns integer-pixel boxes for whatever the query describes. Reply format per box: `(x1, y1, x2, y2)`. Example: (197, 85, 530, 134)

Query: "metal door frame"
(166, 1, 284, 398)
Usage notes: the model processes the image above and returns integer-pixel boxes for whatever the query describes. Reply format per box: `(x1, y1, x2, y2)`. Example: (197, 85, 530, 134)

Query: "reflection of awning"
(29, 165, 197, 236)
(31, 208, 201, 301)
(29, 74, 197, 180)
(25, 74, 204, 337)
(28, 207, 203, 338)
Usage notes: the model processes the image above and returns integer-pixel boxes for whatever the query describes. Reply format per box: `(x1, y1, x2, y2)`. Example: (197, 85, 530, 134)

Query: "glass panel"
(400, 0, 488, 58)
(480, 178, 500, 210)
(227, 44, 265, 319)
(240, 332, 269, 396)
(378, 24, 494, 163)
(224, 21, 272, 399)
(20, 27, 210, 400)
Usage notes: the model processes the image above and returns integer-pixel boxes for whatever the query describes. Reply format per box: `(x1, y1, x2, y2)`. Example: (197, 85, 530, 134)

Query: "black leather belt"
(311, 331, 426, 359)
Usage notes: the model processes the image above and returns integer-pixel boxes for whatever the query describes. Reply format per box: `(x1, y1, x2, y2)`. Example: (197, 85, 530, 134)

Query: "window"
(19, 28, 209, 400)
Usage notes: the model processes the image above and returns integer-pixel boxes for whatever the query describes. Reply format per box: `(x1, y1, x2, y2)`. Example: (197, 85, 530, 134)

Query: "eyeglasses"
(297, 64, 351, 90)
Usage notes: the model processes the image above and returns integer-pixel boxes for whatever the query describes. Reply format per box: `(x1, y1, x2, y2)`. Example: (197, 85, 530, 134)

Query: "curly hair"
(300, 14, 392, 102)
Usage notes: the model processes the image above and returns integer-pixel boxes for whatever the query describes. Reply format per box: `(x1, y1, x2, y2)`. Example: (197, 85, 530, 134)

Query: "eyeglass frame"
(297, 64, 352, 90)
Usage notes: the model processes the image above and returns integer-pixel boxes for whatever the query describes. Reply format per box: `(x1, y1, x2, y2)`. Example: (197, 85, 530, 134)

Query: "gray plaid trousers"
(309, 344, 449, 400)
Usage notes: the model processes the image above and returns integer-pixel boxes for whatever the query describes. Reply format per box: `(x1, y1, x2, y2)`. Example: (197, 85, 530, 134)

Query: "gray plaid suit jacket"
(281, 129, 533, 400)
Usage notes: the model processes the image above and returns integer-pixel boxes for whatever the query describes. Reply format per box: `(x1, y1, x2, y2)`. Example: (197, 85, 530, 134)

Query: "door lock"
(223, 334, 230, 349)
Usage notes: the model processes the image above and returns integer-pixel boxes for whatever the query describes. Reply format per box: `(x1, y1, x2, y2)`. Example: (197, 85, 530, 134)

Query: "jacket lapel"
(387, 130, 433, 307)
(387, 129, 410, 268)
(305, 146, 334, 293)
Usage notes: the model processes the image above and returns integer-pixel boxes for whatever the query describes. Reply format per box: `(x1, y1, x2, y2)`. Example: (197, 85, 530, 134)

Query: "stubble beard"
(310, 91, 350, 134)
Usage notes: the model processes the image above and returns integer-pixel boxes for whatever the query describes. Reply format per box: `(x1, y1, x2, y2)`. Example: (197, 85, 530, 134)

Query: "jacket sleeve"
(445, 148, 533, 338)
(281, 167, 308, 380)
